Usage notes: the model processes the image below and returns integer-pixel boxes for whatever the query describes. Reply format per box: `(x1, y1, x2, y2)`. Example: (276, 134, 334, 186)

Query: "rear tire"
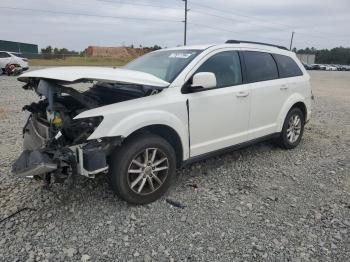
(276, 107, 305, 149)
(108, 133, 176, 204)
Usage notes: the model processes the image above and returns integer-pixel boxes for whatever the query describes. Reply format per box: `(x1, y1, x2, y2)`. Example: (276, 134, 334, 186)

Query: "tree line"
(40, 44, 162, 59)
(40, 46, 81, 59)
(40, 45, 350, 65)
(295, 47, 350, 65)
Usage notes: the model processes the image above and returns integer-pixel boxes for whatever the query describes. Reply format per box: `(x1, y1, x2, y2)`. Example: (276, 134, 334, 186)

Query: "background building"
(297, 54, 316, 64)
(0, 40, 38, 57)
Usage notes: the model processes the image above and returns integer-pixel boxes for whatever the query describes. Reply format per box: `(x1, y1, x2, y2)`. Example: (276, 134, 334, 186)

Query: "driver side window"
(196, 51, 242, 88)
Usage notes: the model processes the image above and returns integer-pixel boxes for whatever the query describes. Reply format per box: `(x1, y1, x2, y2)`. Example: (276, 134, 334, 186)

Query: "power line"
(188, 22, 289, 44)
(0, 6, 181, 23)
(97, 0, 348, 41)
(191, 9, 241, 23)
(188, 1, 349, 40)
(189, 1, 293, 29)
(97, 0, 183, 10)
(2, 2, 348, 46)
(94, 0, 349, 40)
(18, 0, 346, 42)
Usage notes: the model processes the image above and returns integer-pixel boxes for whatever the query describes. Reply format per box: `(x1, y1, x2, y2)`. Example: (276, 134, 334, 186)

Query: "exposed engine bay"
(12, 78, 162, 183)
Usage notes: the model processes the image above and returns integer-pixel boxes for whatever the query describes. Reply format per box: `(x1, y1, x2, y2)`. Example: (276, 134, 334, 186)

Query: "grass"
(29, 56, 131, 67)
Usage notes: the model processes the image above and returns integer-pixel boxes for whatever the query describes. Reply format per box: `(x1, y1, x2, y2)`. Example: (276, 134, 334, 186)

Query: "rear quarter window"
(273, 54, 303, 78)
(243, 51, 278, 83)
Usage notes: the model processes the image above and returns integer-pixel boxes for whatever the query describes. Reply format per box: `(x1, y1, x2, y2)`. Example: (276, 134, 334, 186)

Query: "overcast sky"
(1, 0, 349, 51)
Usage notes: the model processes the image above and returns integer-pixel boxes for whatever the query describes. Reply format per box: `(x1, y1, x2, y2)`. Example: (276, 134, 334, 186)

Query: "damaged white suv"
(13, 40, 311, 204)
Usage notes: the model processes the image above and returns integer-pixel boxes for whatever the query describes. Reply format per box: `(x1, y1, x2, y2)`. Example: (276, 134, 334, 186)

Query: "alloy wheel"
(127, 148, 169, 195)
(286, 114, 302, 143)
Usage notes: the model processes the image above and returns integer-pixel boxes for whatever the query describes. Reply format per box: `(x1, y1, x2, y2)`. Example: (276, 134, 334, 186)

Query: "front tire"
(108, 133, 176, 204)
(276, 107, 305, 149)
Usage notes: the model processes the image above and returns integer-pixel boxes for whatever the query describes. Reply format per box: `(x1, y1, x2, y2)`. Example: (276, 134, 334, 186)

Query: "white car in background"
(0, 51, 29, 73)
(327, 65, 338, 71)
(12, 40, 312, 204)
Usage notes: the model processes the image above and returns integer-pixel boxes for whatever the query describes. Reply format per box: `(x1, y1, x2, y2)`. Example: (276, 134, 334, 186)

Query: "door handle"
(280, 84, 289, 90)
(236, 91, 249, 97)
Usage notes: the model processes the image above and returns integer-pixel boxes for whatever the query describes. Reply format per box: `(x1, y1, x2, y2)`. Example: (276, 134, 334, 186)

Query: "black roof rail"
(225, 40, 289, 50)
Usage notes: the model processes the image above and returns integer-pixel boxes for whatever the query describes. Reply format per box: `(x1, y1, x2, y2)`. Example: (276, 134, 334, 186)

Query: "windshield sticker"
(169, 53, 193, 59)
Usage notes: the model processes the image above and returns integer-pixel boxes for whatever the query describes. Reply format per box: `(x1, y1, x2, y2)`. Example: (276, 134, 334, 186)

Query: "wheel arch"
(291, 101, 307, 120)
(86, 109, 190, 162)
(277, 94, 308, 132)
(125, 124, 184, 168)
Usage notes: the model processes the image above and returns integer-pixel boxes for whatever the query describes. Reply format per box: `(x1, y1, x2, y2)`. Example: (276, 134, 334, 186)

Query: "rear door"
(242, 51, 287, 140)
(273, 53, 306, 97)
(185, 50, 251, 156)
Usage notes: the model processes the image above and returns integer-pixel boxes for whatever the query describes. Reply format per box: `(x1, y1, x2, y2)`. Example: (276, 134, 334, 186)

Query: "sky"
(0, 0, 349, 52)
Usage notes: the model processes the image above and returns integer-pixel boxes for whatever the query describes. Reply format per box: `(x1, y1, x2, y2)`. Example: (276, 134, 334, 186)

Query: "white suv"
(12, 40, 311, 204)
(0, 51, 29, 73)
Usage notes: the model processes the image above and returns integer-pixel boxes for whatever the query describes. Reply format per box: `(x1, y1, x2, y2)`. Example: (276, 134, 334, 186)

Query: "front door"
(185, 51, 251, 157)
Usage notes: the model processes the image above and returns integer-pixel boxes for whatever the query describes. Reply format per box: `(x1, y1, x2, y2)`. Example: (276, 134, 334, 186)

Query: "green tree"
(297, 47, 350, 65)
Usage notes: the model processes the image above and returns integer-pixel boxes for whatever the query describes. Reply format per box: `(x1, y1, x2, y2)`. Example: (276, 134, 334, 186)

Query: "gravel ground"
(0, 68, 349, 262)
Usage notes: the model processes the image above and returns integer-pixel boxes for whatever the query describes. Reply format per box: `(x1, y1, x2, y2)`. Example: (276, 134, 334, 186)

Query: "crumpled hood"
(18, 66, 170, 87)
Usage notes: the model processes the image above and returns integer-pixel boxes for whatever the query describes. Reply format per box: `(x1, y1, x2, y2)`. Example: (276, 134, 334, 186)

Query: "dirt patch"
(86, 46, 145, 59)
(0, 107, 7, 120)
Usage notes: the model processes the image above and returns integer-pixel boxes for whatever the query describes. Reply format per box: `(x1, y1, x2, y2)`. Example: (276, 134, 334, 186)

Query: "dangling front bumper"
(12, 114, 122, 179)
(12, 150, 57, 178)
(12, 141, 112, 179)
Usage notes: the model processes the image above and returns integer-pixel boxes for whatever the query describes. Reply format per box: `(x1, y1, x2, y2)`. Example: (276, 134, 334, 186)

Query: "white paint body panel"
(75, 88, 190, 159)
(21, 43, 311, 163)
(18, 66, 169, 87)
(184, 84, 251, 156)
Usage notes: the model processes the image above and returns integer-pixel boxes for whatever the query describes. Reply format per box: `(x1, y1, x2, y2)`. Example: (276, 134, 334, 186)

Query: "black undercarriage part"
(82, 143, 107, 172)
(12, 150, 57, 177)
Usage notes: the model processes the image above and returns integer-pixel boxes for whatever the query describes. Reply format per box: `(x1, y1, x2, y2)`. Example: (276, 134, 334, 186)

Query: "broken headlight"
(62, 116, 104, 144)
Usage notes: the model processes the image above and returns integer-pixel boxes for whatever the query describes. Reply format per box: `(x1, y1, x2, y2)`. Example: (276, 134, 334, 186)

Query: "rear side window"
(0, 52, 11, 58)
(243, 51, 278, 83)
(273, 54, 303, 78)
(196, 51, 242, 88)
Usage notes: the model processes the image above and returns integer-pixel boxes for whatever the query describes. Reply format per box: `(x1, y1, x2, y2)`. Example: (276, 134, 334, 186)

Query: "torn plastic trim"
(12, 136, 124, 179)
(12, 150, 57, 178)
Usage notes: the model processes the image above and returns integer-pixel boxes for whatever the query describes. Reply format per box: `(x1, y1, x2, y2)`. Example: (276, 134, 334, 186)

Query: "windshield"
(124, 49, 202, 83)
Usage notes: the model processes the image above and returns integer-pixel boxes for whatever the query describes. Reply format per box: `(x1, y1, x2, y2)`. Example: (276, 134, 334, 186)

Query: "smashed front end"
(11, 67, 168, 183)
(12, 79, 118, 181)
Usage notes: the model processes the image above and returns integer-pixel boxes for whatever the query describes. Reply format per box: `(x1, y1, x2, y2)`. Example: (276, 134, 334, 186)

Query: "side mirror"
(191, 72, 217, 90)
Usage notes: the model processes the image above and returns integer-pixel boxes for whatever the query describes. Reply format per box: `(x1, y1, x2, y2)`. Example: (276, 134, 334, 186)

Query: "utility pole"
(290, 31, 295, 51)
(183, 0, 188, 45)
